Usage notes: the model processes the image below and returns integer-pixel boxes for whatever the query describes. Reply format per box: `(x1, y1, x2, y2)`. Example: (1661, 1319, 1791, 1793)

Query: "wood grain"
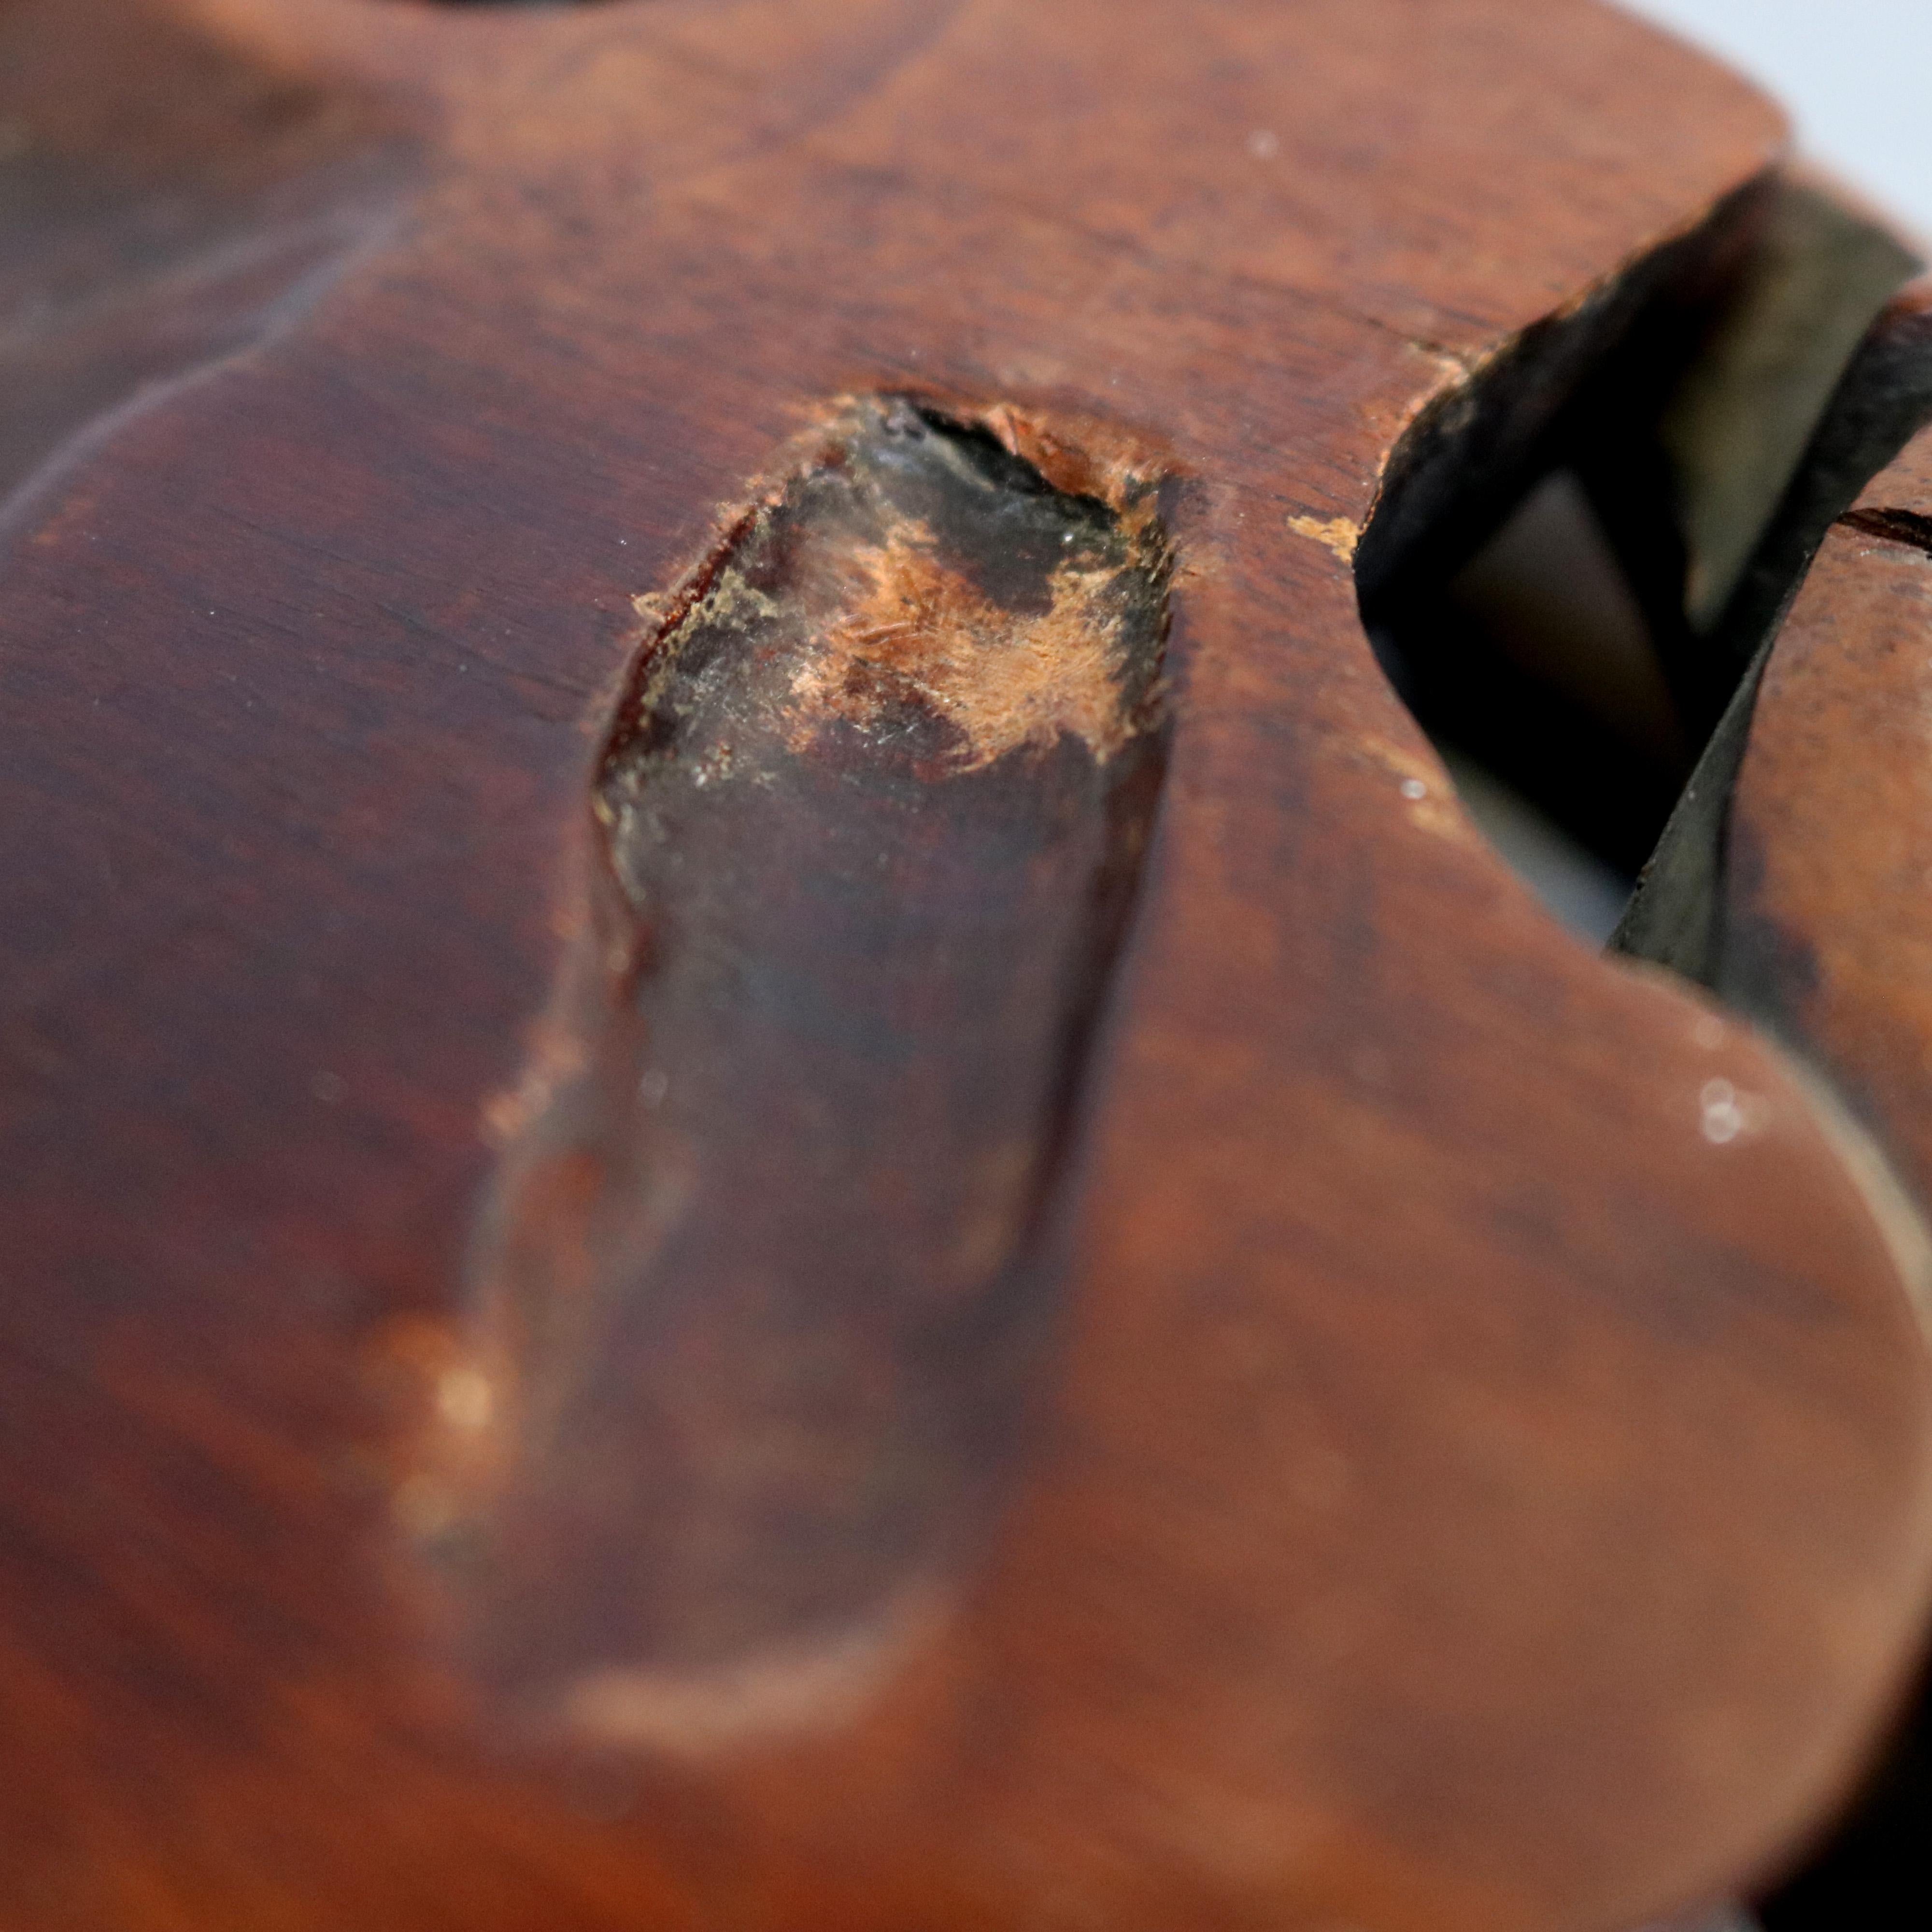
(3, 4, 1931, 1930)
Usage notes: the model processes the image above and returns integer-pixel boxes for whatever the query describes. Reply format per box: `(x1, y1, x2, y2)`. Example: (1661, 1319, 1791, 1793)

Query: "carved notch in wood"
(406, 397, 1173, 1738)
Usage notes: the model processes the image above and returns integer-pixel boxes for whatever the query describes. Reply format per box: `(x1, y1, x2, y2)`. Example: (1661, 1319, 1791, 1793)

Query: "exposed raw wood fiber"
(415, 397, 1172, 1726)
(3, 6, 1932, 1932)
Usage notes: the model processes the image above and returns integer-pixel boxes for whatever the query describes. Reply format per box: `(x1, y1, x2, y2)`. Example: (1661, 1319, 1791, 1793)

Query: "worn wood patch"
(409, 398, 1171, 1734)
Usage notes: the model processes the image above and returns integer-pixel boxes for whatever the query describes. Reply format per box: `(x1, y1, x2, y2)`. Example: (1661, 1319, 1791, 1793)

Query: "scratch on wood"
(1287, 511, 1362, 562)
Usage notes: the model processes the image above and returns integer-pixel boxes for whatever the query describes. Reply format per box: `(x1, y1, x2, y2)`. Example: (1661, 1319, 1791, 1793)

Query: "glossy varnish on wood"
(3, 4, 1932, 1930)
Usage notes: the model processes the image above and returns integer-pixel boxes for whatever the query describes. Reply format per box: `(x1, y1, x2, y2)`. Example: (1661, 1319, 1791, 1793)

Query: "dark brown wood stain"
(5, 5, 1932, 1930)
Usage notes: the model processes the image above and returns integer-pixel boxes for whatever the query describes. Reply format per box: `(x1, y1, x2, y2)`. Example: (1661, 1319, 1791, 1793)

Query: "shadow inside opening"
(1364, 174, 1920, 952)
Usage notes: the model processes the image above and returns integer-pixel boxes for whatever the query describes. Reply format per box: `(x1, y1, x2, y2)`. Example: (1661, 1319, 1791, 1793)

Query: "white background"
(1619, 0, 1932, 245)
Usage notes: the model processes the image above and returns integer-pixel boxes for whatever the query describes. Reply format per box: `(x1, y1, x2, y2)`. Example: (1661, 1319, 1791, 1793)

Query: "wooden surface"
(1723, 298, 1932, 1199)
(1701, 296, 1932, 1927)
(4, 4, 1932, 1930)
